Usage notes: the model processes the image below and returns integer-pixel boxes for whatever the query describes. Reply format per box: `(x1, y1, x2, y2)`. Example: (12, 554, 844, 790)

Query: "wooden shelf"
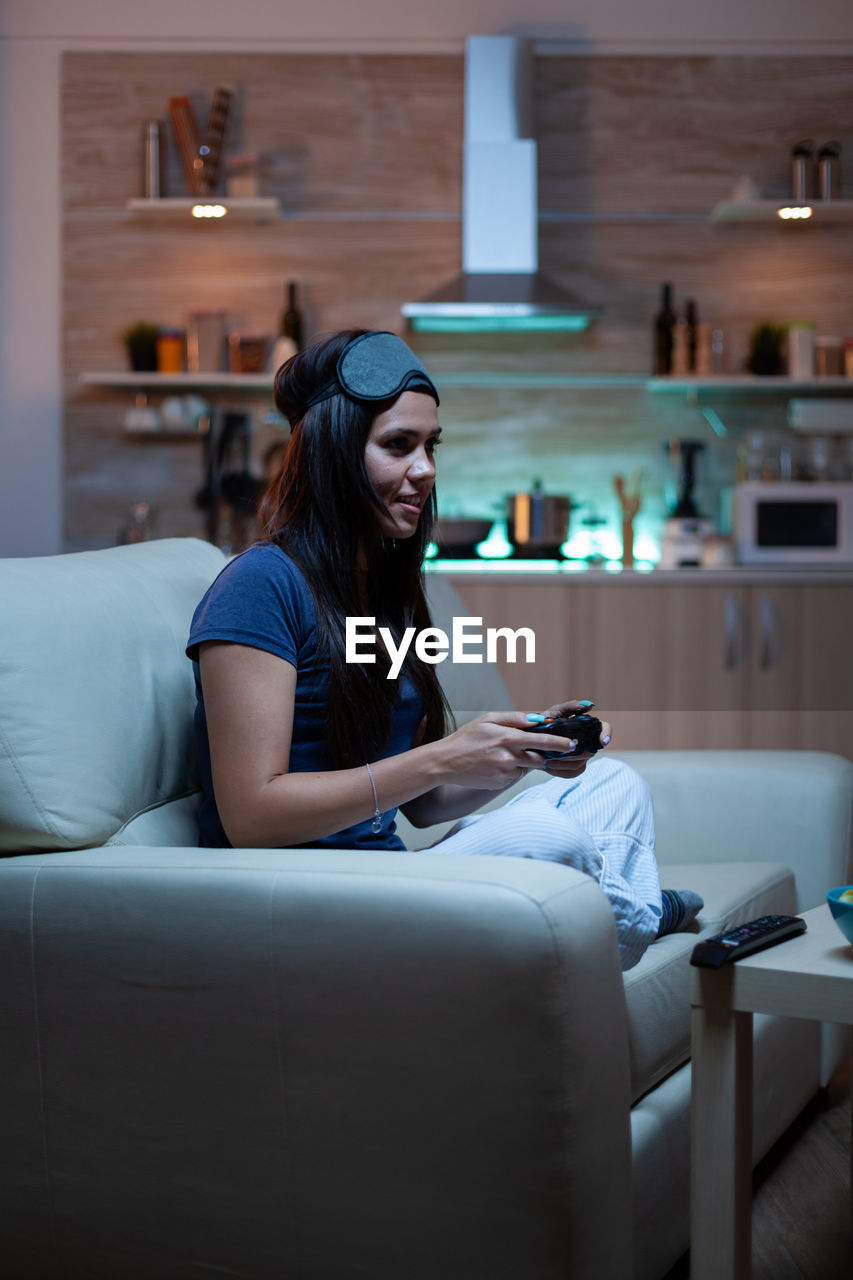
(125, 197, 281, 223)
(121, 427, 207, 441)
(710, 199, 853, 223)
(648, 376, 853, 393)
(81, 371, 274, 389)
(82, 372, 853, 395)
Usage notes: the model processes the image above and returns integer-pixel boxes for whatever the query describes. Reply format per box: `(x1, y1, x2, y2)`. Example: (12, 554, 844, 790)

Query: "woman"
(186, 329, 700, 970)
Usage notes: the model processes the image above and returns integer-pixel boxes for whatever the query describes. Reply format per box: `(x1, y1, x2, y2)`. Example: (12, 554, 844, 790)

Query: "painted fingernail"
(578, 700, 596, 708)
(526, 712, 546, 723)
(602, 735, 611, 746)
(568, 739, 578, 752)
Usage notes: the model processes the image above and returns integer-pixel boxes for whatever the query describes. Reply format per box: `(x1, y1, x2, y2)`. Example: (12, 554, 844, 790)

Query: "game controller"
(524, 713, 604, 760)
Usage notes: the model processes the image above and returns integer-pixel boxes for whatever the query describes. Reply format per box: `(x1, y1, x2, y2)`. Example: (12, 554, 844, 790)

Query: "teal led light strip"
(408, 315, 592, 334)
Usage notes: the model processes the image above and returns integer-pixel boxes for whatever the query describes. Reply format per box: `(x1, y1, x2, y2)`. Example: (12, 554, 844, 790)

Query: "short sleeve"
(186, 543, 313, 666)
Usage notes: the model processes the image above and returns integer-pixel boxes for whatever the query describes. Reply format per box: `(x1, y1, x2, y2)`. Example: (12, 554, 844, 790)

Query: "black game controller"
(524, 713, 604, 760)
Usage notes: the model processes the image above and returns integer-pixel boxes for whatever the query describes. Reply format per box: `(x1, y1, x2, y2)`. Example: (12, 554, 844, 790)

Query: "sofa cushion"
(624, 860, 796, 1103)
(0, 539, 225, 853)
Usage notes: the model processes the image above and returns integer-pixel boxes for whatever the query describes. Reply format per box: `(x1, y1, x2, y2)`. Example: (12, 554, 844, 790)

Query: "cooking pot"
(506, 483, 571, 557)
(435, 518, 493, 558)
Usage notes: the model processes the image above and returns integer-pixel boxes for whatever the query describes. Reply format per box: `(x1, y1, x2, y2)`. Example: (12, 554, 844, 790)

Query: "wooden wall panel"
(63, 52, 853, 550)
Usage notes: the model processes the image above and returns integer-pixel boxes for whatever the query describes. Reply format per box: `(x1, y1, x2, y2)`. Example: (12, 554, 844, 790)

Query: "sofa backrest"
(424, 573, 515, 724)
(0, 542, 512, 854)
(0, 538, 226, 853)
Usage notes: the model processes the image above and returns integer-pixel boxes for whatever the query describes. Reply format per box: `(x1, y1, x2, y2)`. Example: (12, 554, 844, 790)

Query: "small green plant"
(747, 322, 786, 376)
(121, 321, 160, 372)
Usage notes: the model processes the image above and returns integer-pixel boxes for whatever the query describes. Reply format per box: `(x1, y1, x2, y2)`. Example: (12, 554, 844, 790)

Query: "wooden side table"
(690, 904, 853, 1280)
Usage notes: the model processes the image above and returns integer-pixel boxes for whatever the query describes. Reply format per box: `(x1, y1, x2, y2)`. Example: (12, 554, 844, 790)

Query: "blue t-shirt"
(186, 542, 423, 850)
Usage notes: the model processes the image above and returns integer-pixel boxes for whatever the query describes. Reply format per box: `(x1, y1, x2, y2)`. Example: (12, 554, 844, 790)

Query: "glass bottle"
(653, 283, 676, 376)
(270, 281, 304, 372)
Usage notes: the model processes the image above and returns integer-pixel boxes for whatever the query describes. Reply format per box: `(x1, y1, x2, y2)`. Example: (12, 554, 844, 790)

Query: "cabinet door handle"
(724, 593, 744, 669)
(759, 593, 785, 670)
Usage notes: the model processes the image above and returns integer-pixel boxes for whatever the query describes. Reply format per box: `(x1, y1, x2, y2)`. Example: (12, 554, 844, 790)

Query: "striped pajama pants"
(428, 757, 662, 971)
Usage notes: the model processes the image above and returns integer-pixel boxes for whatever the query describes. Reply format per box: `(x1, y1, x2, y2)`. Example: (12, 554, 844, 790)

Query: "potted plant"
(121, 321, 160, 373)
(747, 322, 786, 376)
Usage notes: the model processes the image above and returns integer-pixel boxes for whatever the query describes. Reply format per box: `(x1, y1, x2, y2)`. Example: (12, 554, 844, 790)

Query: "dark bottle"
(270, 281, 304, 372)
(685, 298, 698, 373)
(281, 281, 303, 351)
(653, 283, 676, 376)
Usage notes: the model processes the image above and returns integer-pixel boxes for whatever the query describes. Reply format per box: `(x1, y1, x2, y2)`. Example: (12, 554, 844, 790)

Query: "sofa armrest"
(0, 847, 633, 1280)
(613, 750, 853, 911)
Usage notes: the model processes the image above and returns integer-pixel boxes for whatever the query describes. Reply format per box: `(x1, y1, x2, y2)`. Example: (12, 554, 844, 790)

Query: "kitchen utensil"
(613, 472, 642, 569)
(169, 97, 206, 195)
(195, 409, 263, 549)
(142, 121, 163, 198)
(435, 518, 493, 558)
(506, 482, 571, 557)
(201, 87, 233, 193)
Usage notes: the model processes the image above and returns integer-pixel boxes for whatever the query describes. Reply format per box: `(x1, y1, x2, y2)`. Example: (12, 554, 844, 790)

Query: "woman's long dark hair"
(258, 329, 452, 768)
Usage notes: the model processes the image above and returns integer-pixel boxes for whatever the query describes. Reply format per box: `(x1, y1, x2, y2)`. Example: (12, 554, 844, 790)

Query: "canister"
(156, 329, 186, 374)
(228, 333, 269, 374)
(187, 310, 225, 373)
(791, 140, 815, 202)
(787, 324, 815, 380)
(817, 141, 841, 201)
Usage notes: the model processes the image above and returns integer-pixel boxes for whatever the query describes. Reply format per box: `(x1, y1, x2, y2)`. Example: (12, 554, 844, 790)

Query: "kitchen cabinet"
(447, 575, 853, 759)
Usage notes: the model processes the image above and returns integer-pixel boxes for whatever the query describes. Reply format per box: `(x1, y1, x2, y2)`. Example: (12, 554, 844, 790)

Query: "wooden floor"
(664, 1066, 852, 1280)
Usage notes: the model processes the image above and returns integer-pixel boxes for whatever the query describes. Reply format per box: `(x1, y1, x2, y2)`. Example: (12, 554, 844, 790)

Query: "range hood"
(402, 36, 599, 333)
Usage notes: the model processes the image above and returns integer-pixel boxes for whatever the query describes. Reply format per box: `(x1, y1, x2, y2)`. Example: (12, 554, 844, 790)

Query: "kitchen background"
(64, 49, 853, 557)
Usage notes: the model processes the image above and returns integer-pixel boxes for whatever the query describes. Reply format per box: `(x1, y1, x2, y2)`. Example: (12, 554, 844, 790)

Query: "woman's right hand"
(436, 711, 577, 789)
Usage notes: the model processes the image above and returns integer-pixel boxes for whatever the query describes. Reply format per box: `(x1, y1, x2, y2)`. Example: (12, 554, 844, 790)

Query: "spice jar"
(815, 336, 844, 378)
(844, 338, 853, 379)
(156, 328, 186, 374)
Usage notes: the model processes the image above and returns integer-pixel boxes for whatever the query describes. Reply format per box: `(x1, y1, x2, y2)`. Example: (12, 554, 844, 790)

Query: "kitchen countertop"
(426, 559, 853, 585)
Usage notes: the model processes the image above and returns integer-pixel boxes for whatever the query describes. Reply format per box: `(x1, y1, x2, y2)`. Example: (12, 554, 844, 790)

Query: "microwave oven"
(734, 482, 853, 565)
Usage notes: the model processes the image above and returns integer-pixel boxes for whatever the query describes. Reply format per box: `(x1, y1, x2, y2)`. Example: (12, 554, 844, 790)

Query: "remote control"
(525, 713, 604, 759)
(690, 914, 806, 968)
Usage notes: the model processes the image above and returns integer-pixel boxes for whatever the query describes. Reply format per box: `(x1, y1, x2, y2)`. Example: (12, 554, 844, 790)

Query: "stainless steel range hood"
(402, 35, 599, 333)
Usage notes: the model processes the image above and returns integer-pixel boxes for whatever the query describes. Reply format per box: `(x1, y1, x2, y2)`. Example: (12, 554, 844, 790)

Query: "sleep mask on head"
(303, 331, 440, 410)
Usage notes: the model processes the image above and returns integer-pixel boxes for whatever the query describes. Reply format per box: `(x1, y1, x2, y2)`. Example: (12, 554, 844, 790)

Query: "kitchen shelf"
(81, 372, 274, 389)
(435, 373, 647, 389)
(82, 371, 853, 395)
(122, 427, 207, 441)
(80, 371, 650, 392)
(710, 199, 853, 223)
(648, 376, 853, 393)
(125, 197, 281, 223)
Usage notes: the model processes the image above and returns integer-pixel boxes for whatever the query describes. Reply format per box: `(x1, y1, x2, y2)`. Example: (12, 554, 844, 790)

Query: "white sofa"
(1, 538, 851, 1280)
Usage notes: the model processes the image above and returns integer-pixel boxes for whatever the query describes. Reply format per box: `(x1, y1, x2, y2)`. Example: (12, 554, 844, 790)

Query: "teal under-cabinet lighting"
(408, 314, 592, 334)
(475, 521, 513, 559)
(701, 406, 728, 438)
